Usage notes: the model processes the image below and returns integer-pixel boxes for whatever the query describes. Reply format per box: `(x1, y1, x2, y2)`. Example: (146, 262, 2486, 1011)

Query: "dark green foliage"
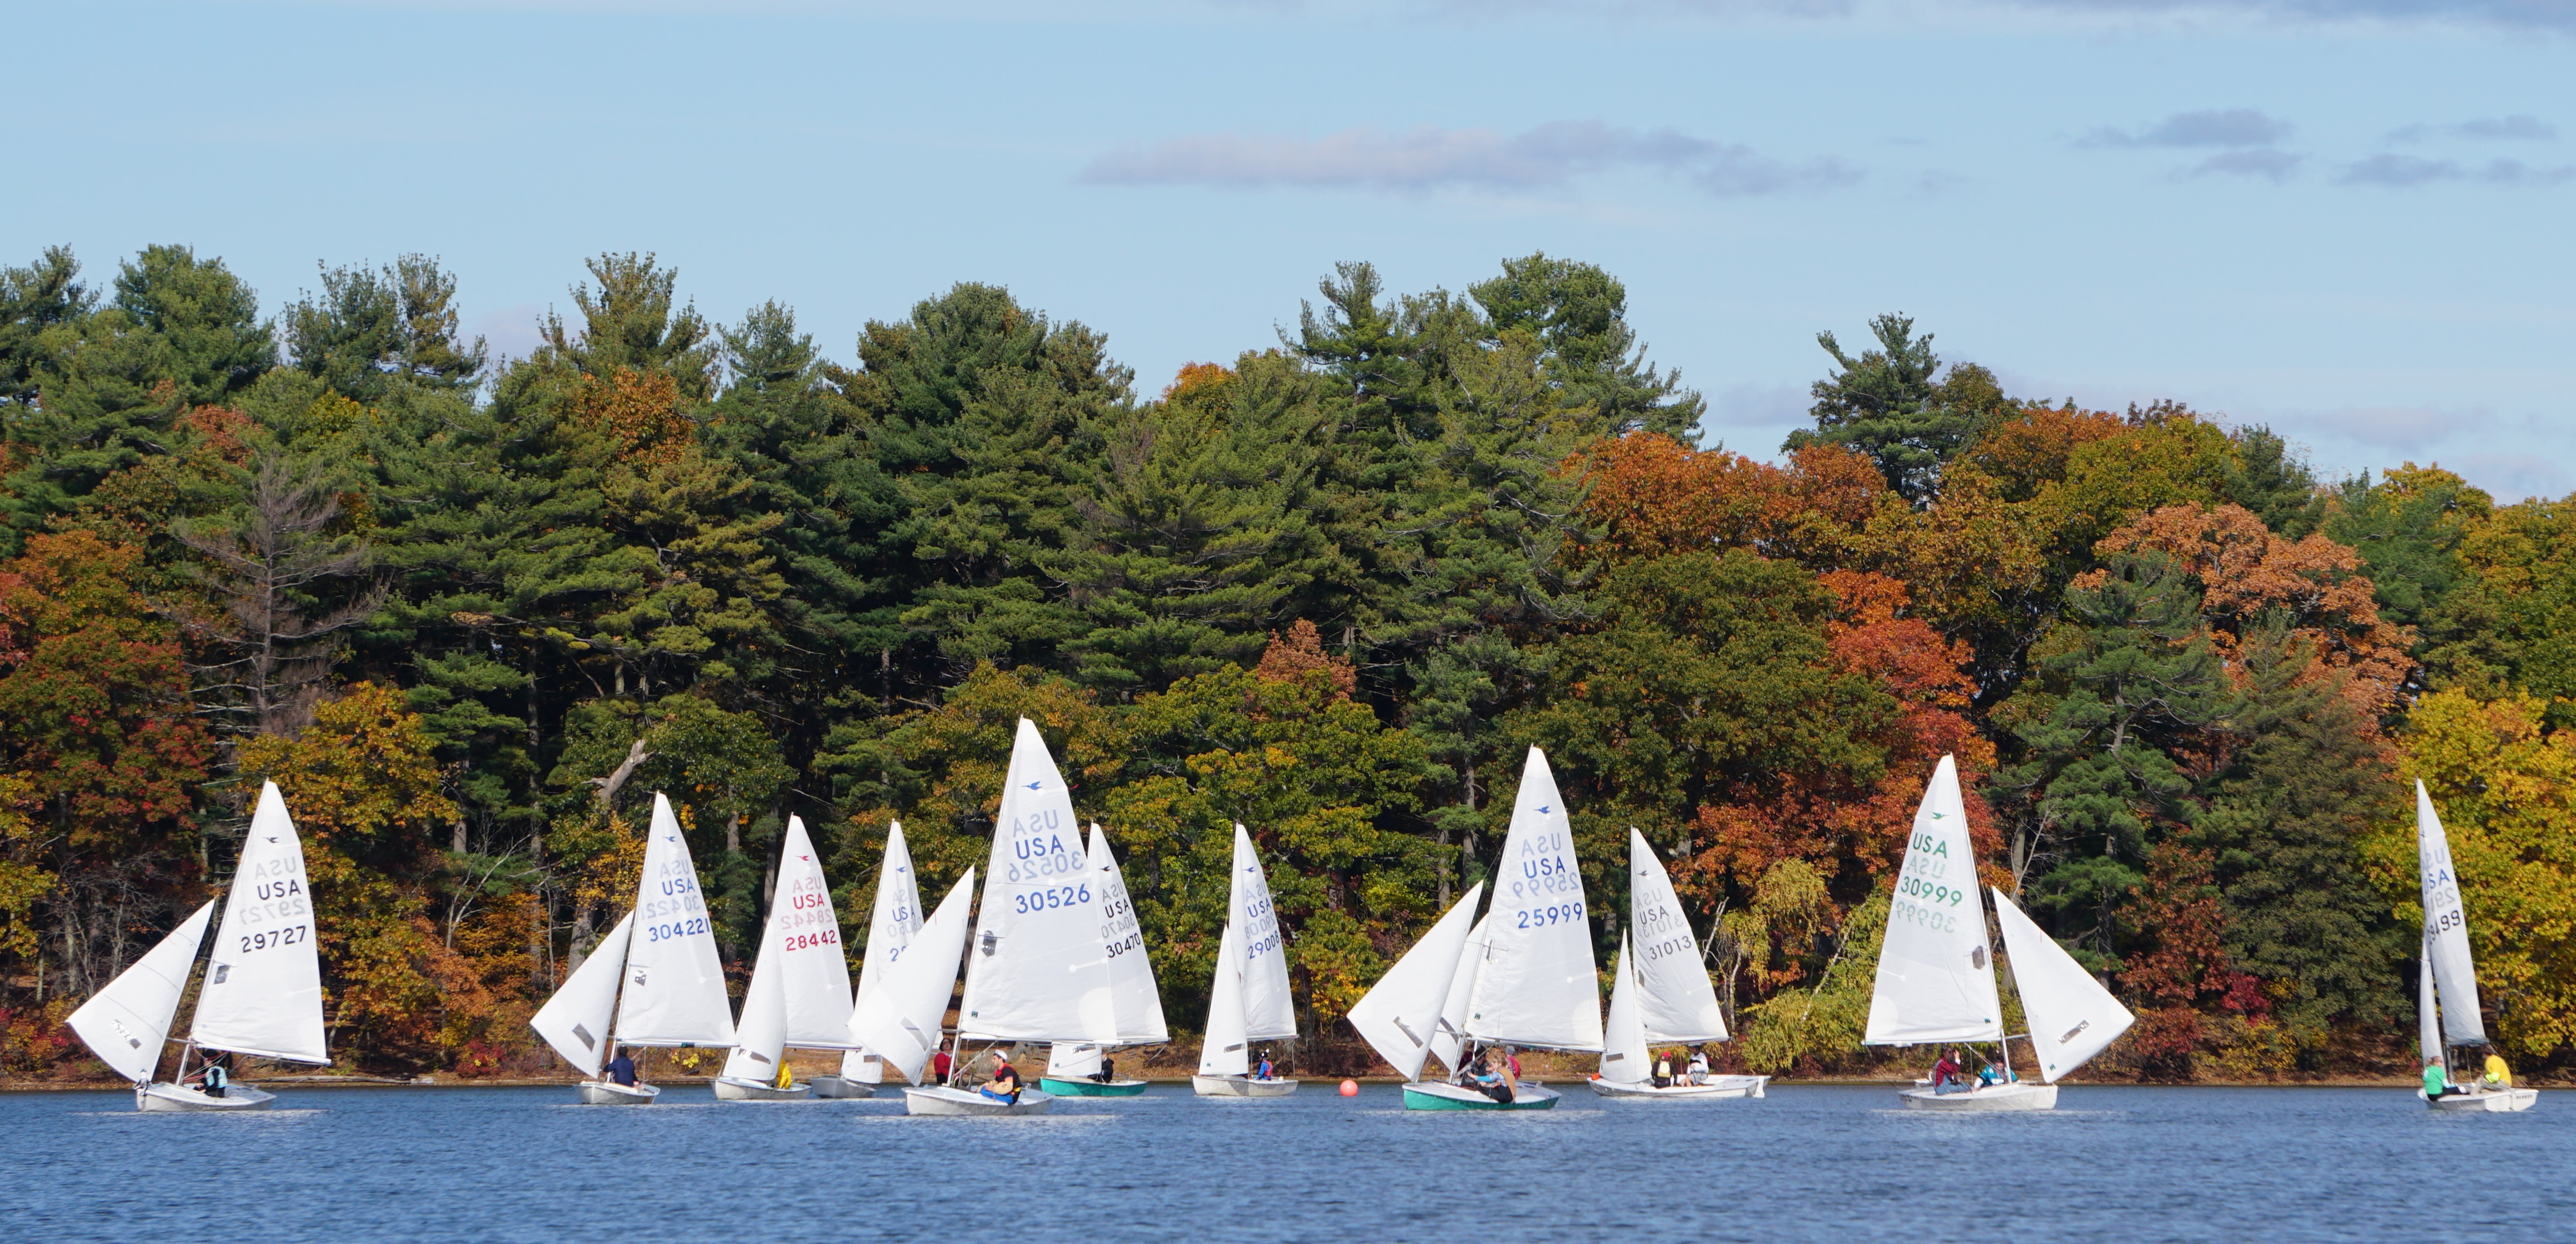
(1468, 251, 1705, 442)
(1782, 313, 2002, 505)
(2223, 425, 2323, 538)
(2193, 622, 2407, 1042)
(0, 246, 93, 408)
(284, 256, 486, 400)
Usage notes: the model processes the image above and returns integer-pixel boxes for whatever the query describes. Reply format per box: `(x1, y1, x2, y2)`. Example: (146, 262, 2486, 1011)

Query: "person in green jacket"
(2423, 1058, 2466, 1100)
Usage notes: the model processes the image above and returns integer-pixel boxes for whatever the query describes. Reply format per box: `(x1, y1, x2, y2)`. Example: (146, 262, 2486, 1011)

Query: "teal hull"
(1402, 1083, 1560, 1111)
(1038, 1078, 1149, 1097)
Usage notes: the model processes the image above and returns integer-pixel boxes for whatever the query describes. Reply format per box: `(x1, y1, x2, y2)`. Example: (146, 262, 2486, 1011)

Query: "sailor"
(1978, 1057, 2015, 1088)
(1254, 1051, 1275, 1081)
(1652, 1050, 1675, 1089)
(1687, 1049, 1711, 1085)
(199, 1052, 231, 1099)
(2482, 1052, 2512, 1090)
(2423, 1058, 2466, 1100)
(773, 1059, 795, 1091)
(605, 1047, 639, 1088)
(1091, 1052, 1116, 1084)
(981, 1055, 1023, 1103)
(1931, 1049, 1964, 1094)
(1470, 1048, 1514, 1104)
(931, 1047, 954, 1085)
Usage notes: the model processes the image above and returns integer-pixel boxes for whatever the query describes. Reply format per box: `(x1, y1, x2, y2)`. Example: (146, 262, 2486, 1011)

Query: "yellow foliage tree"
(2373, 688, 2576, 1059)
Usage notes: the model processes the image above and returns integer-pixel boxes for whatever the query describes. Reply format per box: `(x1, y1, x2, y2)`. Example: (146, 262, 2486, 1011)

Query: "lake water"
(6, 1082, 2568, 1242)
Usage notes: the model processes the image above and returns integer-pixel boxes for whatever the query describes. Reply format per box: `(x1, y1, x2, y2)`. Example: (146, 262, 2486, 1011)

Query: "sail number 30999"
(1898, 876, 1966, 906)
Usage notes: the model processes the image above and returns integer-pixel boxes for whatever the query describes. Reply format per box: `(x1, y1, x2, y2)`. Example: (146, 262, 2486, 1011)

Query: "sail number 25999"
(1517, 900, 1585, 929)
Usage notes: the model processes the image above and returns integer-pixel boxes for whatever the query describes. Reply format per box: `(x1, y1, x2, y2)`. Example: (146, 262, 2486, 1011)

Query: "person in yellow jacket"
(775, 1060, 795, 1091)
(2482, 1052, 2512, 1090)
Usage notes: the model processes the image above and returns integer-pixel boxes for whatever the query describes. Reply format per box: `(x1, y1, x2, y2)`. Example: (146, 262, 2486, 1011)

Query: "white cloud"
(2338, 154, 2576, 185)
(1080, 122, 1859, 196)
(2083, 108, 2294, 149)
(2192, 148, 2303, 179)
(2385, 115, 2559, 144)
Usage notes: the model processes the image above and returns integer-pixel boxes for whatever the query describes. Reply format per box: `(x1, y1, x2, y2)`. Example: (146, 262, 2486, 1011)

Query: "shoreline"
(2, 1074, 2522, 1092)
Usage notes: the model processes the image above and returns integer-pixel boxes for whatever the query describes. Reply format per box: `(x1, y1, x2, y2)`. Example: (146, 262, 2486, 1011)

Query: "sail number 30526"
(1013, 883, 1091, 914)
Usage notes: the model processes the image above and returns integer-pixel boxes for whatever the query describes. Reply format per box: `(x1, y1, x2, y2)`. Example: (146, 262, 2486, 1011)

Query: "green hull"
(1402, 1083, 1559, 1111)
(1038, 1078, 1149, 1097)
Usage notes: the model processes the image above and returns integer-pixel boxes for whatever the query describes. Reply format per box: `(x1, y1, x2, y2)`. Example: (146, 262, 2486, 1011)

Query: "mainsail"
(530, 911, 635, 1077)
(1463, 747, 1602, 1052)
(843, 821, 924, 1082)
(190, 781, 328, 1064)
(1990, 888, 2133, 1082)
(1864, 755, 2002, 1045)
(772, 817, 858, 1050)
(1230, 824, 1296, 1043)
(1627, 828, 1727, 1043)
(849, 870, 975, 1083)
(1092, 822, 1167, 1045)
(2416, 781, 2487, 1047)
(614, 794, 737, 1048)
(67, 901, 216, 1083)
(719, 913, 793, 1083)
(1597, 935, 1651, 1085)
(1198, 915, 1250, 1077)
(956, 719, 1116, 1044)
(1347, 883, 1484, 1082)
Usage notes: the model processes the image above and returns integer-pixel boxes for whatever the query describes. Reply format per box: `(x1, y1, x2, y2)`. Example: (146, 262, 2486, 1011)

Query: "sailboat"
(69, 781, 328, 1111)
(818, 820, 921, 1098)
(529, 793, 737, 1104)
(848, 867, 975, 1091)
(901, 718, 1122, 1116)
(2415, 782, 2538, 1112)
(1863, 755, 2134, 1111)
(1192, 823, 1299, 1097)
(713, 816, 856, 1100)
(1352, 747, 1598, 1111)
(1591, 828, 1767, 1099)
(1042, 822, 1167, 1097)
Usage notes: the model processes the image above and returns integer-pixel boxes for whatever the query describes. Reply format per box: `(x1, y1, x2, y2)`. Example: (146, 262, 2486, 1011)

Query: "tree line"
(1, 242, 2569, 1081)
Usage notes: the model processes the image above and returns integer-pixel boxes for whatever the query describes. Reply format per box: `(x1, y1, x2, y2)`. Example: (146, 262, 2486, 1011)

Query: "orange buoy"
(1339, 1079, 1359, 1096)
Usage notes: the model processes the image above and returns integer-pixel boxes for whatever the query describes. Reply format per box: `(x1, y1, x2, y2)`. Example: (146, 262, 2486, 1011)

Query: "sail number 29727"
(240, 925, 308, 953)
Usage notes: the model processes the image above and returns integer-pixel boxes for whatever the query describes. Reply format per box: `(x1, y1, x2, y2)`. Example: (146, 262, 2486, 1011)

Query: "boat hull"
(575, 1080, 662, 1105)
(1590, 1074, 1768, 1100)
(1402, 1081, 1561, 1111)
(138, 1082, 277, 1112)
(810, 1076, 876, 1099)
(1192, 1075, 1299, 1097)
(2428, 1088, 2539, 1113)
(712, 1076, 812, 1101)
(902, 1086, 1056, 1116)
(1899, 1081, 2057, 1111)
(1038, 1077, 1149, 1097)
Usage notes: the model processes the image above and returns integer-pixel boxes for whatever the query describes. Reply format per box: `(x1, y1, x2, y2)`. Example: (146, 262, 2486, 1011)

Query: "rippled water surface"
(6, 1082, 2569, 1242)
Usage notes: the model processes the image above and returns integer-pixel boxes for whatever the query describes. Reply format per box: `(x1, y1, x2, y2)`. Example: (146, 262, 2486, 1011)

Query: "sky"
(8, 0, 2572, 498)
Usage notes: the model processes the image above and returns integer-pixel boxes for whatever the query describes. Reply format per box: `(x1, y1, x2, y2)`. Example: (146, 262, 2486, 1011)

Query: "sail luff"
(66, 900, 217, 1084)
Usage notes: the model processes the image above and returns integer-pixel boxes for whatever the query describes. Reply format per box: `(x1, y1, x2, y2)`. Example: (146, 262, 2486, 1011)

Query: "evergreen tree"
(284, 255, 486, 400)
(1783, 314, 2002, 505)
(0, 246, 93, 409)
(1468, 251, 1705, 442)
(2223, 425, 2322, 538)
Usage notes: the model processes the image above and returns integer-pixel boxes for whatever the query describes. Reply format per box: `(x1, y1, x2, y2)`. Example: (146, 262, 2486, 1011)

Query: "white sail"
(530, 911, 635, 1077)
(1092, 822, 1168, 1045)
(843, 820, 924, 1081)
(191, 781, 328, 1064)
(1464, 747, 1602, 1051)
(1628, 827, 1727, 1042)
(768, 817, 858, 1050)
(1229, 824, 1297, 1042)
(1347, 883, 1484, 1082)
(720, 910, 793, 1083)
(2416, 782, 2487, 1047)
(1430, 916, 1490, 1076)
(956, 719, 1116, 1043)
(1046, 1041, 1103, 1078)
(615, 793, 737, 1048)
(1197, 917, 1250, 1077)
(849, 869, 975, 1084)
(1598, 935, 1650, 1085)
(1991, 888, 2133, 1082)
(1864, 755, 2003, 1045)
(2418, 943, 2442, 1071)
(67, 900, 216, 1083)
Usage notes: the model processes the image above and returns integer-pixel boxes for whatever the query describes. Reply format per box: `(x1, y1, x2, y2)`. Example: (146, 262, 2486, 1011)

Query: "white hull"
(575, 1080, 662, 1105)
(712, 1076, 812, 1101)
(1899, 1081, 2057, 1111)
(2428, 1087, 2539, 1113)
(1192, 1074, 1300, 1097)
(138, 1082, 277, 1112)
(902, 1085, 1056, 1116)
(810, 1075, 877, 1099)
(1590, 1074, 1768, 1099)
